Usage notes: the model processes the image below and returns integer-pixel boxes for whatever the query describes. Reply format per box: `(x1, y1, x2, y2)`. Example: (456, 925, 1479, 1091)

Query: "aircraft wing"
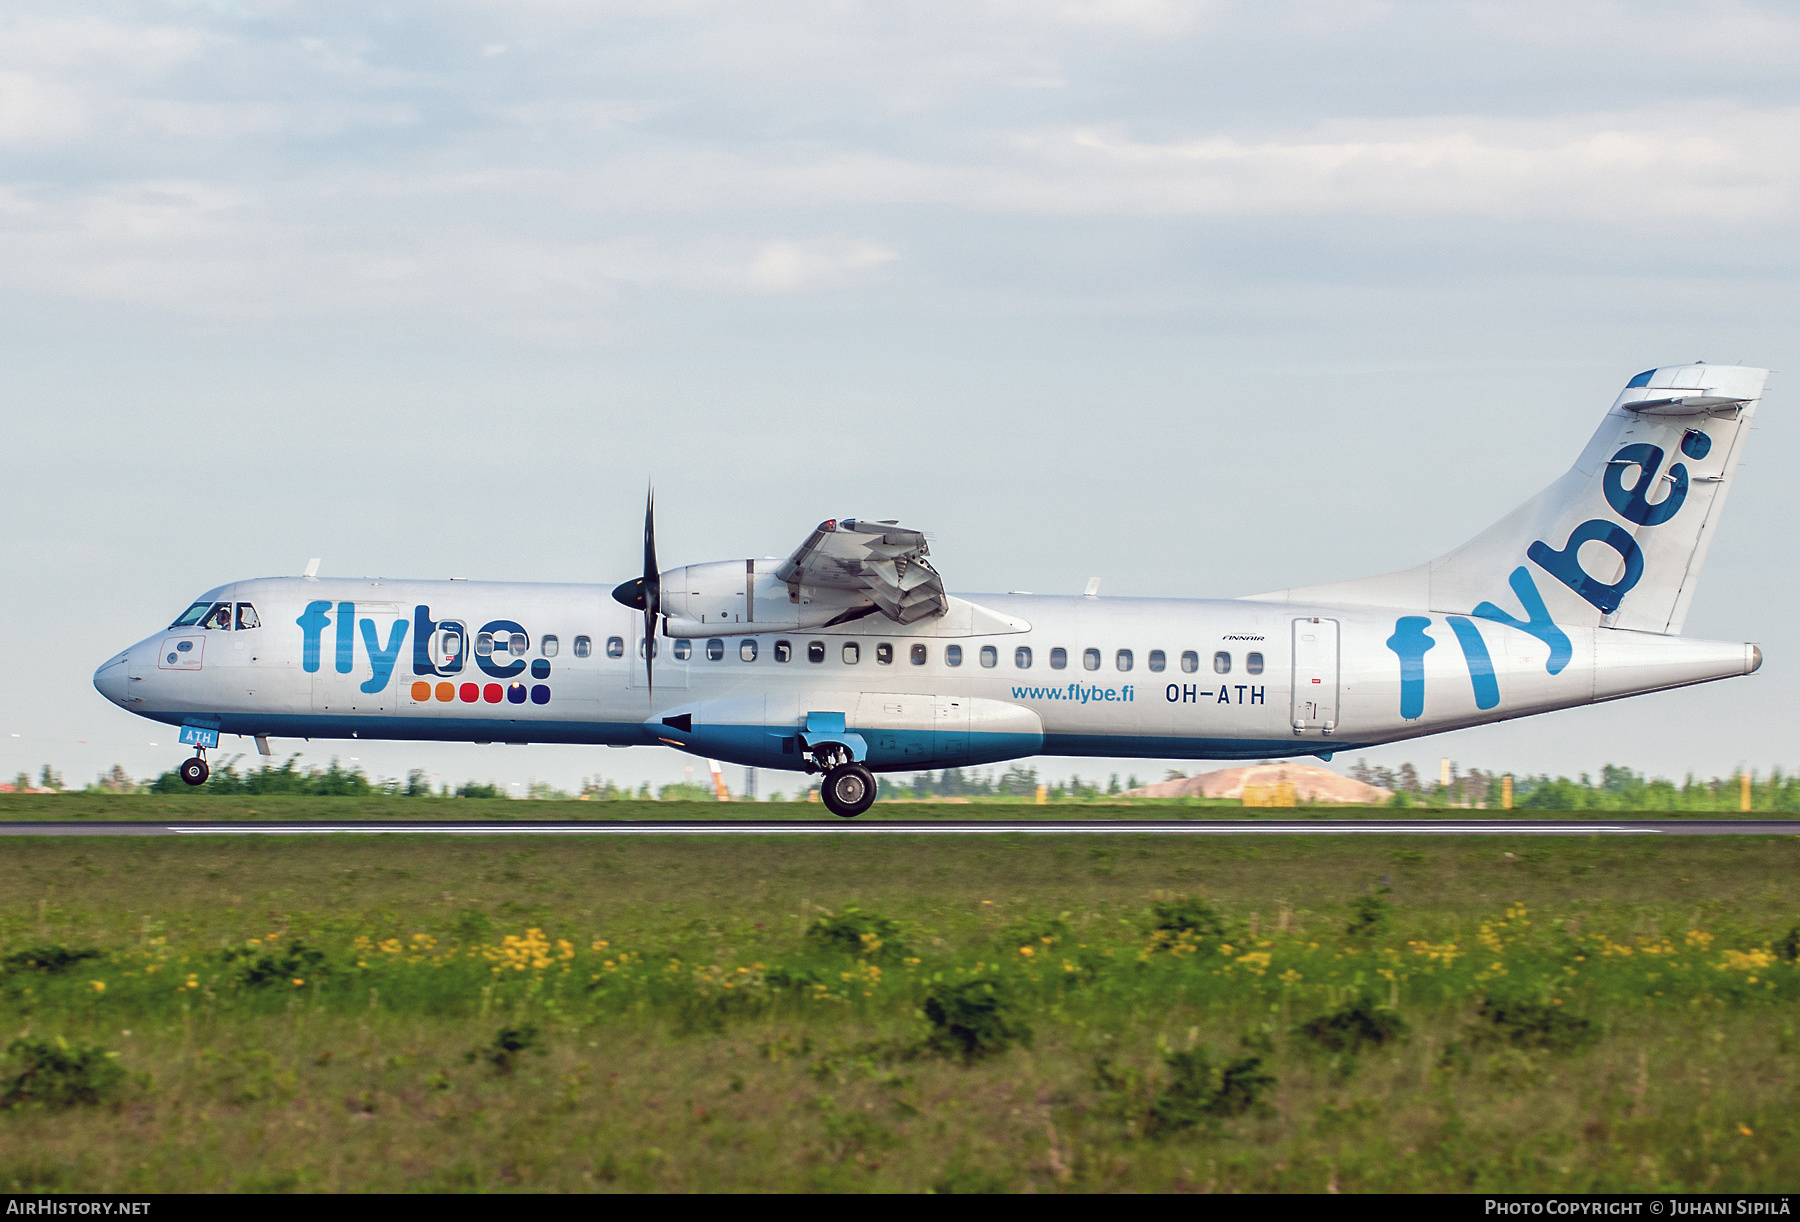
(773, 519, 948, 624)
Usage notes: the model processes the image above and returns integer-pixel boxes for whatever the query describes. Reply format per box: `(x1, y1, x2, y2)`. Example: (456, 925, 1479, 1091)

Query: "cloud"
(986, 107, 1800, 222)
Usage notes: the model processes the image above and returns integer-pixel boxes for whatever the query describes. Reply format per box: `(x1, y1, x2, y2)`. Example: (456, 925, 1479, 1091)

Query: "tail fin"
(1250, 364, 1768, 635)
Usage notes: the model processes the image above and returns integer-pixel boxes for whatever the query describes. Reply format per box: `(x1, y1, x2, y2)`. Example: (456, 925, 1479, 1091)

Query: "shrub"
(1148, 1046, 1275, 1133)
(1300, 995, 1409, 1053)
(1, 1037, 126, 1109)
(472, 1025, 544, 1074)
(1478, 997, 1598, 1052)
(806, 907, 909, 960)
(995, 915, 1073, 955)
(1147, 896, 1224, 939)
(1346, 894, 1393, 940)
(923, 978, 1032, 1062)
(3, 946, 102, 974)
(222, 939, 326, 988)
(1780, 926, 1800, 964)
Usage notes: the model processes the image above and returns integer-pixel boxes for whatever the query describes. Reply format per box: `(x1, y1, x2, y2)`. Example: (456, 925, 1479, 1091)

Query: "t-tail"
(1252, 363, 1767, 636)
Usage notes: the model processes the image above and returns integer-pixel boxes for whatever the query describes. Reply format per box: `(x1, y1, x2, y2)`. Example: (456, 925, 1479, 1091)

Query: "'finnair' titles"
(95, 364, 1767, 816)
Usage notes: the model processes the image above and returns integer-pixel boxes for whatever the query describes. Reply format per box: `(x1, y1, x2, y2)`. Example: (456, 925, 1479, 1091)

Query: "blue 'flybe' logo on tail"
(1382, 427, 1712, 719)
(1527, 433, 1706, 615)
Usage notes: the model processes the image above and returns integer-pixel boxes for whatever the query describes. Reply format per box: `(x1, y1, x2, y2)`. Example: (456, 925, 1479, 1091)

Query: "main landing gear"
(179, 753, 210, 786)
(820, 762, 877, 819)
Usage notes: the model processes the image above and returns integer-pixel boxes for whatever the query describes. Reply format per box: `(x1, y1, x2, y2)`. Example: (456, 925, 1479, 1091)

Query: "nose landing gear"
(174, 725, 219, 787)
(820, 762, 877, 818)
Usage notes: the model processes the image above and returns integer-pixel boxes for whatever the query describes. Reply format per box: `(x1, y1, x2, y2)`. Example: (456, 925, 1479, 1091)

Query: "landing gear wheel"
(820, 763, 877, 818)
(179, 757, 210, 787)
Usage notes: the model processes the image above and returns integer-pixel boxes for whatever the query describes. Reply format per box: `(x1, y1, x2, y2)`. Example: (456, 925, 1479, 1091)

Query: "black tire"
(179, 757, 209, 787)
(820, 763, 877, 818)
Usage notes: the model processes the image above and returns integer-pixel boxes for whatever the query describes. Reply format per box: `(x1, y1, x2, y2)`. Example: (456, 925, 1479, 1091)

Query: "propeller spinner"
(610, 486, 660, 695)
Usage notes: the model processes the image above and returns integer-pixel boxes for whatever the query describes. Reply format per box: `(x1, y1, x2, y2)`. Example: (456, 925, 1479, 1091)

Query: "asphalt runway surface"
(0, 819, 1795, 837)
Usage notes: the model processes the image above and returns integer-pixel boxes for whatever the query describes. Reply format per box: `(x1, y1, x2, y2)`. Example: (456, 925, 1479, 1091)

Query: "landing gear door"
(1291, 617, 1339, 735)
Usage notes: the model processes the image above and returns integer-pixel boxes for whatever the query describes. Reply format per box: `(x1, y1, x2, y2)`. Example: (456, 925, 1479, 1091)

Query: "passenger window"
(605, 636, 624, 658)
(807, 641, 825, 663)
(1050, 647, 1067, 670)
(1247, 651, 1264, 675)
(235, 603, 260, 630)
(843, 642, 860, 664)
(775, 640, 792, 663)
(910, 644, 928, 666)
(979, 645, 997, 668)
(1214, 651, 1231, 674)
(640, 638, 658, 658)
(201, 603, 233, 631)
(740, 639, 758, 662)
(945, 645, 963, 667)
(1015, 646, 1032, 669)
(508, 632, 529, 657)
(432, 625, 465, 668)
(1148, 649, 1165, 672)
(706, 638, 725, 661)
(876, 643, 893, 665)
(1181, 650, 1199, 673)
(170, 601, 212, 628)
(541, 634, 559, 657)
(475, 632, 495, 657)
(1116, 649, 1133, 671)
(1083, 648, 1100, 671)
(574, 635, 592, 658)
(673, 639, 692, 661)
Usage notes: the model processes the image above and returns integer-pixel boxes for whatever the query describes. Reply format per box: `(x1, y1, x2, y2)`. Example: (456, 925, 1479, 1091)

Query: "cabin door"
(1290, 617, 1339, 734)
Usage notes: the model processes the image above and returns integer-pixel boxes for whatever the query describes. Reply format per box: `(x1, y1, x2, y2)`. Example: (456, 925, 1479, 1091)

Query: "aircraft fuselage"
(93, 575, 1758, 772)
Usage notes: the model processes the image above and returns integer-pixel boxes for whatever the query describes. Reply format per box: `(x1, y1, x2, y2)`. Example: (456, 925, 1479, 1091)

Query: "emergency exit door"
(1291, 617, 1339, 734)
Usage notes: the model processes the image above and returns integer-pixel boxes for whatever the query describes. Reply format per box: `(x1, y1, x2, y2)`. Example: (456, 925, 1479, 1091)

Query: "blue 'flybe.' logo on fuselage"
(297, 603, 549, 698)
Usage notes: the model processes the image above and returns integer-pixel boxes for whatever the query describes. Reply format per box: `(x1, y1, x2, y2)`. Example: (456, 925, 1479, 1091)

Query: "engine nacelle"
(658, 560, 876, 637)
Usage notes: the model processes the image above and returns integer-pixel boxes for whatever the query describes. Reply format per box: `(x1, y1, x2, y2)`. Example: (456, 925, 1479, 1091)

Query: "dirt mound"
(1121, 764, 1391, 805)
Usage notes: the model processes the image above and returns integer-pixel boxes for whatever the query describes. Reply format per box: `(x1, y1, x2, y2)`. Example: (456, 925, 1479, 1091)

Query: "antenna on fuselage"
(303, 558, 321, 580)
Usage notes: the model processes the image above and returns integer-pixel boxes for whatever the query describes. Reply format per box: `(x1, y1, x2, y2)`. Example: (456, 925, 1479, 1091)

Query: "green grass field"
(1, 825, 1797, 1192)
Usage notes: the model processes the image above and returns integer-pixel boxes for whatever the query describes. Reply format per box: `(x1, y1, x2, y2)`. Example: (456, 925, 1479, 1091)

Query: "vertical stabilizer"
(1250, 364, 1767, 635)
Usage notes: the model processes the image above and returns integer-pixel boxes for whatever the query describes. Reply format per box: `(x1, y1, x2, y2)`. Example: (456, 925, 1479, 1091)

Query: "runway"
(0, 819, 1795, 837)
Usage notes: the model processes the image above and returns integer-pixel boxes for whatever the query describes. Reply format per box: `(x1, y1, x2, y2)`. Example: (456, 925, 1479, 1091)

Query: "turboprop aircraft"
(94, 364, 1767, 817)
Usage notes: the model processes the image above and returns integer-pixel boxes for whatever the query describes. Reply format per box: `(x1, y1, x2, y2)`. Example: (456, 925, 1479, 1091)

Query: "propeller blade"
(609, 486, 660, 696)
(642, 487, 657, 695)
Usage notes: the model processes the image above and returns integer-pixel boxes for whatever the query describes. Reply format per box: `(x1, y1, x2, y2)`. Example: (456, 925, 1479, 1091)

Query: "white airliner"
(95, 364, 1766, 816)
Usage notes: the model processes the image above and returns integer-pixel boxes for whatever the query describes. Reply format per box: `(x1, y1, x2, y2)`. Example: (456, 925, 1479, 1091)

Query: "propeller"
(610, 485, 660, 696)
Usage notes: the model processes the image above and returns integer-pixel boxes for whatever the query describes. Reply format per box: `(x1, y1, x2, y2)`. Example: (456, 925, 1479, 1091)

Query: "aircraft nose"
(93, 650, 133, 707)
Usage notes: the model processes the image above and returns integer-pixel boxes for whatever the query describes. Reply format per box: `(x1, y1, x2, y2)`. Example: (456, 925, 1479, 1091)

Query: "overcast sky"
(4, 0, 1798, 795)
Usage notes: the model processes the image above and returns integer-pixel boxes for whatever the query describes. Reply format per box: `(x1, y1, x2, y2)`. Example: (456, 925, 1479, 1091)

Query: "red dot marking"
(459, 682, 479, 702)
(484, 683, 503, 703)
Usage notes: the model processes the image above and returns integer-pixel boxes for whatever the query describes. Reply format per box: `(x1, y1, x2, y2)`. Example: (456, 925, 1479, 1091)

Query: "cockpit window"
(170, 601, 212, 628)
(200, 603, 233, 631)
(235, 603, 260, 631)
